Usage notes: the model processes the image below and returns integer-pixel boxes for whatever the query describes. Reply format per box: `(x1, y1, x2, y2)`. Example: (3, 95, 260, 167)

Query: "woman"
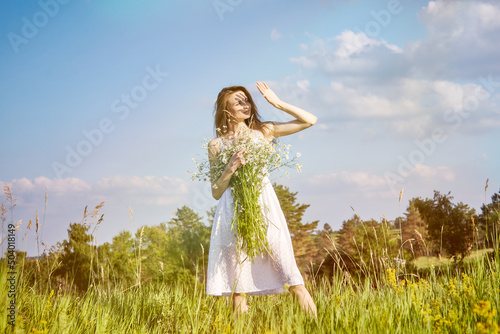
(206, 81, 317, 317)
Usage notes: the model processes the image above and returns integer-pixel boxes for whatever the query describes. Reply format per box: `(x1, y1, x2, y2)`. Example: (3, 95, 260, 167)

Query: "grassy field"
(411, 249, 494, 270)
(1, 249, 499, 334)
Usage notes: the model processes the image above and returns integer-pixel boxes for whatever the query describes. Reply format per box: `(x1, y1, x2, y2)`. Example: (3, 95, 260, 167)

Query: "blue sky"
(1, 0, 499, 256)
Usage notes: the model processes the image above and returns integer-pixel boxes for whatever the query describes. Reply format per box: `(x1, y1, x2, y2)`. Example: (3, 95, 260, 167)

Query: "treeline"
(20, 203, 212, 292)
(11, 184, 500, 292)
(320, 189, 500, 280)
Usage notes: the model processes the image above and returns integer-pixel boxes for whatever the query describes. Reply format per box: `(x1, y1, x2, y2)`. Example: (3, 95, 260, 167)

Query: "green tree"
(401, 201, 428, 258)
(273, 184, 322, 273)
(135, 224, 172, 284)
(413, 191, 475, 259)
(477, 189, 500, 249)
(167, 206, 211, 281)
(105, 231, 136, 285)
(335, 215, 397, 275)
(206, 205, 217, 229)
(98, 206, 211, 287)
(394, 216, 404, 229)
(320, 223, 335, 253)
(53, 222, 96, 291)
(336, 215, 363, 255)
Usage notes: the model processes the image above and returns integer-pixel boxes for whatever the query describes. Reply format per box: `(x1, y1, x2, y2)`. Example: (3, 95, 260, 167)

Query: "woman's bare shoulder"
(208, 137, 222, 157)
(208, 137, 221, 147)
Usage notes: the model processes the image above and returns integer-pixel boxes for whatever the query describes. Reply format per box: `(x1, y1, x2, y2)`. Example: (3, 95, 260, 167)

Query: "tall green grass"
(2, 247, 499, 334)
(1, 183, 499, 333)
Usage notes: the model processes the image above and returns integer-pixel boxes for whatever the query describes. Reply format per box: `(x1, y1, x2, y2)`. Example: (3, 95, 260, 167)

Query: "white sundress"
(206, 130, 304, 296)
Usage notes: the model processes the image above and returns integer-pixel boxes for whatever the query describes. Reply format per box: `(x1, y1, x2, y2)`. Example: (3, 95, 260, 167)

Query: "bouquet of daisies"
(191, 130, 301, 260)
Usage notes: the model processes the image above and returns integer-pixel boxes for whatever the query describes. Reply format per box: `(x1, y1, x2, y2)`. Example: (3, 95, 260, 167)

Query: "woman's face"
(226, 91, 251, 122)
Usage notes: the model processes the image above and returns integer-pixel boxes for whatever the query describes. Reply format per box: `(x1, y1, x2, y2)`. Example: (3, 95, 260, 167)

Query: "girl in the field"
(206, 81, 317, 317)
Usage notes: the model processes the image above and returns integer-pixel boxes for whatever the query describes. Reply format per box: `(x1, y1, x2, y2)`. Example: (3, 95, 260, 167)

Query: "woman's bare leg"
(232, 293, 248, 317)
(289, 284, 317, 318)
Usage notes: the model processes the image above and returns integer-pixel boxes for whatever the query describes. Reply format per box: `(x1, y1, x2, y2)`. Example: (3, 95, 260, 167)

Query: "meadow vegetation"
(1, 183, 499, 333)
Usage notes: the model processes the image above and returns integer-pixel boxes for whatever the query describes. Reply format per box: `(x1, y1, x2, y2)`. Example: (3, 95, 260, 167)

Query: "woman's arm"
(256, 81, 317, 139)
(208, 139, 246, 200)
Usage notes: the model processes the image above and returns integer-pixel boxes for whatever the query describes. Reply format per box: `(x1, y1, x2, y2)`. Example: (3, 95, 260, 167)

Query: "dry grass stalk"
(136, 226, 145, 286)
(4, 183, 13, 202)
(1, 203, 7, 228)
(414, 229, 429, 256)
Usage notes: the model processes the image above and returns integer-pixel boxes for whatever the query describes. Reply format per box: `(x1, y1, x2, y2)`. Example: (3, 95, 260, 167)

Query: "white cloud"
(305, 164, 457, 203)
(281, 1, 500, 140)
(291, 9, 500, 84)
(1, 175, 188, 207)
(2, 177, 91, 196)
(270, 72, 500, 139)
(290, 30, 407, 80)
(0, 175, 192, 256)
(271, 29, 281, 40)
(309, 171, 388, 189)
(413, 164, 455, 181)
(0, 177, 92, 208)
(95, 175, 188, 206)
(333, 30, 402, 59)
(410, 0, 500, 79)
(307, 171, 398, 200)
(296, 79, 310, 92)
(282, 18, 500, 139)
(339, 171, 387, 188)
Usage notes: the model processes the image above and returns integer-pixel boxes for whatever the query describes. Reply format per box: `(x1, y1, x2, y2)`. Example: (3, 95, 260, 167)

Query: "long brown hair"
(214, 85, 268, 137)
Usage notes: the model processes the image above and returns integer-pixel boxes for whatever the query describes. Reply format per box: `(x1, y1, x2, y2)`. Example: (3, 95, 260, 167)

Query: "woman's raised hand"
(257, 81, 282, 107)
(234, 91, 248, 102)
